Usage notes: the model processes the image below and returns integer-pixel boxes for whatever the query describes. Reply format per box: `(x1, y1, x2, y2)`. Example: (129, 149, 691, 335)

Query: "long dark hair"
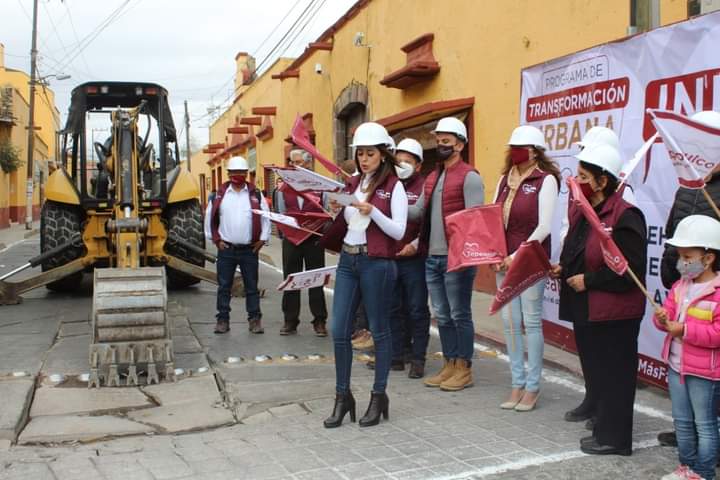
(355, 145, 398, 198)
(578, 161, 619, 198)
(502, 147, 561, 184)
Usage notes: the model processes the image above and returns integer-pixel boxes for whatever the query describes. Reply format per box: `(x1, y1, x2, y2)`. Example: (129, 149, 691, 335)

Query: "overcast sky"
(2, 0, 357, 148)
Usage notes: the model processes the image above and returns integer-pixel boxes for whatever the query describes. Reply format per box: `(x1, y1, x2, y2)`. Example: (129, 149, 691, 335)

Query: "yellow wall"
(204, 0, 688, 201)
(0, 47, 60, 226)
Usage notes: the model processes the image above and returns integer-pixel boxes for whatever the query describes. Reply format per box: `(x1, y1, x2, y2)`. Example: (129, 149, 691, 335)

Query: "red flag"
(490, 241, 551, 315)
(446, 204, 507, 273)
(277, 211, 331, 246)
(291, 115, 344, 177)
(566, 177, 628, 275)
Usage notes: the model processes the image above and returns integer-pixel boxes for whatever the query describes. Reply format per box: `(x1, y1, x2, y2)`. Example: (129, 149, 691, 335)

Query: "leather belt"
(342, 243, 368, 255)
(224, 242, 252, 249)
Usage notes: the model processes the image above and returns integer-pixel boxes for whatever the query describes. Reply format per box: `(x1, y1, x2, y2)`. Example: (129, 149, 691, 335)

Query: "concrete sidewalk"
(0, 221, 39, 252)
(258, 236, 586, 380)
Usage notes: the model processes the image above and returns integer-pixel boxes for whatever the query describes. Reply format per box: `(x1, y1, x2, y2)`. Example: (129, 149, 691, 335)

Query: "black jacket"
(559, 202, 647, 325)
(660, 173, 720, 288)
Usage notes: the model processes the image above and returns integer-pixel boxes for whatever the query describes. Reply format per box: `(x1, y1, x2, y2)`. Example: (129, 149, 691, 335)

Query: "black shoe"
(280, 321, 298, 335)
(657, 431, 678, 447)
(359, 392, 389, 427)
(580, 438, 631, 456)
(564, 404, 595, 422)
(580, 435, 595, 447)
(248, 318, 264, 334)
(391, 360, 405, 371)
(323, 391, 356, 428)
(585, 417, 596, 431)
(214, 321, 230, 334)
(408, 361, 425, 379)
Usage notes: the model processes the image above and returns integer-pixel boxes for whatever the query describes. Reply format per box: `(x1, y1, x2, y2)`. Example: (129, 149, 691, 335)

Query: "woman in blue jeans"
(320, 122, 407, 428)
(493, 126, 559, 412)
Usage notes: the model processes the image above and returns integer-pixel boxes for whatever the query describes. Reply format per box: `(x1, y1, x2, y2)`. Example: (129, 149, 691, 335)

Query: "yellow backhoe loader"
(0, 82, 234, 387)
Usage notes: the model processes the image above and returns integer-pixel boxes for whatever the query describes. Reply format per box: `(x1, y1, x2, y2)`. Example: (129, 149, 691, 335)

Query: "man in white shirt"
(208, 156, 271, 334)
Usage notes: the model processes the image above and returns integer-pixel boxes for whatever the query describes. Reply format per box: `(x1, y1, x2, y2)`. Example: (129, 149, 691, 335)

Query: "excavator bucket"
(89, 267, 174, 387)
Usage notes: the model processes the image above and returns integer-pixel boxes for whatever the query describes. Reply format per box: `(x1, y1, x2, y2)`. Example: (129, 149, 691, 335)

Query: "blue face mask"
(676, 257, 707, 280)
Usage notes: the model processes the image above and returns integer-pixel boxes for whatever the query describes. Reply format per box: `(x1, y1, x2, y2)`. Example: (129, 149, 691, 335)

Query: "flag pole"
(701, 188, 720, 220)
(625, 266, 659, 311)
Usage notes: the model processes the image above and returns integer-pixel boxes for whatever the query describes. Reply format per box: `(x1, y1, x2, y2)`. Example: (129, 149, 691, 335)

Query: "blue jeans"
(668, 369, 720, 480)
(216, 246, 261, 321)
(331, 252, 397, 394)
(496, 273, 545, 393)
(425, 255, 476, 361)
(390, 257, 431, 363)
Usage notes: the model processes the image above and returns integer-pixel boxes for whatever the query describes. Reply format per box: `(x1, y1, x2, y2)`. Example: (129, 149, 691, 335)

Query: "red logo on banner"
(643, 68, 720, 140)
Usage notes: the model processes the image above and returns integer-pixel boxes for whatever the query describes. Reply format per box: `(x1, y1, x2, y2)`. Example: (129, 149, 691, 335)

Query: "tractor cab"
(61, 82, 181, 210)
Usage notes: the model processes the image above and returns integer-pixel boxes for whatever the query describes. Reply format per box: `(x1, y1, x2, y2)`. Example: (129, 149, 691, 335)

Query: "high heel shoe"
(323, 391, 356, 428)
(359, 391, 389, 427)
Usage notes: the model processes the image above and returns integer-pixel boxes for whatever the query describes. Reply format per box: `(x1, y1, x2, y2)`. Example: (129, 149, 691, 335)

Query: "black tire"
(164, 199, 205, 288)
(40, 201, 84, 291)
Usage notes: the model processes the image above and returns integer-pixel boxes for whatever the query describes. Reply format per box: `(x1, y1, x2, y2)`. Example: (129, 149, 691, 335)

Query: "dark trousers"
(281, 238, 328, 325)
(578, 318, 641, 449)
(216, 246, 261, 321)
(574, 324, 598, 413)
(390, 257, 431, 363)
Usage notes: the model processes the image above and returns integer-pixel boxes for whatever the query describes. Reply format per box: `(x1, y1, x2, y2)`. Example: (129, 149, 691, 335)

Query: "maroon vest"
(568, 191, 646, 322)
(280, 184, 324, 214)
(419, 160, 477, 253)
(320, 174, 400, 258)
(495, 168, 555, 256)
(398, 173, 425, 257)
(210, 181, 262, 245)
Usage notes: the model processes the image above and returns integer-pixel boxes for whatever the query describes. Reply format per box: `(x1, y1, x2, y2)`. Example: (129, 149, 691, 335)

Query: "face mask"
(395, 162, 415, 179)
(510, 147, 531, 165)
(677, 257, 707, 280)
(579, 181, 595, 201)
(229, 174, 246, 186)
(436, 145, 456, 160)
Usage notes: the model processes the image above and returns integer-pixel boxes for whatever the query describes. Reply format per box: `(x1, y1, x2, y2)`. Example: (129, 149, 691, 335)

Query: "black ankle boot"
(323, 391, 356, 428)
(359, 392, 389, 427)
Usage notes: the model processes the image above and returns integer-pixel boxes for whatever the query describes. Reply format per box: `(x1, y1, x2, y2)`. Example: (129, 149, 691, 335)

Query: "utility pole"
(24, 0, 39, 229)
(184, 100, 191, 172)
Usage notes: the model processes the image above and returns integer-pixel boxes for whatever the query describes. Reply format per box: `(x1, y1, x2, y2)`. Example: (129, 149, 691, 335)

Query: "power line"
(254, 0, 319, 73)
(204, 0, 306, 104)
(64, 1, 94, 77)
(275, 0, 327, 62)
(52, 0, 130, 75)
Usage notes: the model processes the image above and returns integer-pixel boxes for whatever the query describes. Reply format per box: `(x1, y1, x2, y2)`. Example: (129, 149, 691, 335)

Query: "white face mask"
(395, 162, 415, 179)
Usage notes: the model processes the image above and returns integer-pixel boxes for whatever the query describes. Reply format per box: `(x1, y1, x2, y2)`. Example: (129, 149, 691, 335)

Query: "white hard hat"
(507, 125, 546, 150)
(575, 143, 622, 179)
(691, 110, 720, 129)
(227, 156, 249, 171)
(396, 138, 424, 162)
(575, 126, 620, 151)
(666, 215, 720, 251)
(350, 122, 392, 148)
(432, 117, 468, 142)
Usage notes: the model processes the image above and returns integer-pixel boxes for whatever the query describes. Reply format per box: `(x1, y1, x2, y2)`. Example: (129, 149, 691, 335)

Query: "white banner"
(520, 11, 720, 387)
(277, 266, 337, 291)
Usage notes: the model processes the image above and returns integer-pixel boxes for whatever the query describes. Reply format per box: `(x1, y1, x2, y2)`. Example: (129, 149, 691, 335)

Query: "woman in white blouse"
(320, 122, 407, 428)
(493, 125, 559, 412)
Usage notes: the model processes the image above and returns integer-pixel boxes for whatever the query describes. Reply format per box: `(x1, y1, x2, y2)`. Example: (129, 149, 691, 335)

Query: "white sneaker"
(661, 466, 689, 480)
(661, 466, 706, 480)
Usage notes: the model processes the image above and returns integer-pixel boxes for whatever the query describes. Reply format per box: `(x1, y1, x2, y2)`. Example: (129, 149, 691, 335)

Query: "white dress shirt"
(343, 175, 408, 245)
(218, 185, 271, 244)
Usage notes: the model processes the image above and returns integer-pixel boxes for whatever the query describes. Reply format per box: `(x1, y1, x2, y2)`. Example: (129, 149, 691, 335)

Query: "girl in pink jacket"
(655, 215, 720, 480)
